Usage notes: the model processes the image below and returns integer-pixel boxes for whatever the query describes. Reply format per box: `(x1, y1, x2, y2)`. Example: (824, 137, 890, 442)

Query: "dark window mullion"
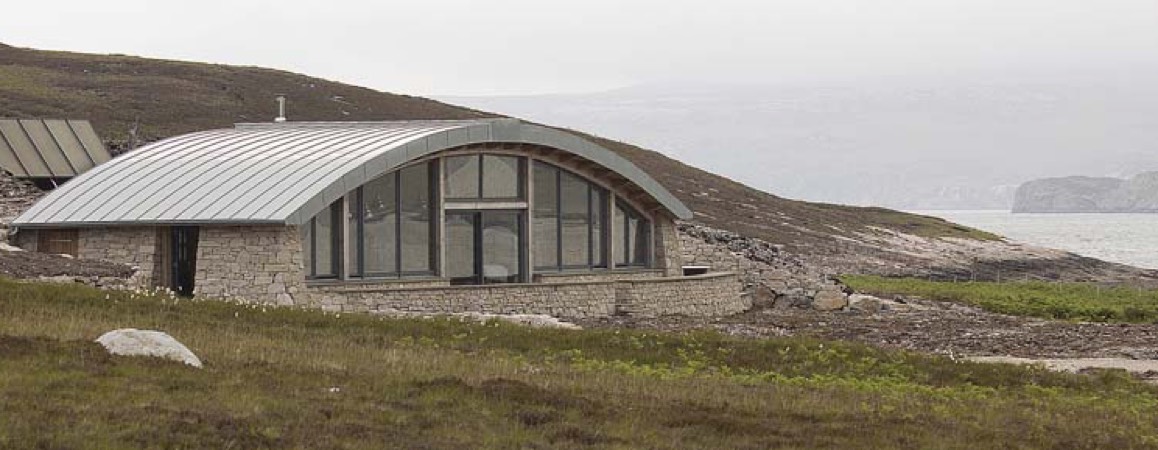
(477, 154, 484, 200)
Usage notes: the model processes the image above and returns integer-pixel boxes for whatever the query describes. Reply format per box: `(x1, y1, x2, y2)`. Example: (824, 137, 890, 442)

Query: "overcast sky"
(2, 0, 1157, 95)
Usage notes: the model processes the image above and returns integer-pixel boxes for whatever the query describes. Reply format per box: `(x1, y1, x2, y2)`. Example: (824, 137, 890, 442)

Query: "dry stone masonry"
(194, 225, 306, 305)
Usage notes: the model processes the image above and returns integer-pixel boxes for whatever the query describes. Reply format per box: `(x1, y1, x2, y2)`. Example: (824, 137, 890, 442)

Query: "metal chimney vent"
(274, 95, 287, 123)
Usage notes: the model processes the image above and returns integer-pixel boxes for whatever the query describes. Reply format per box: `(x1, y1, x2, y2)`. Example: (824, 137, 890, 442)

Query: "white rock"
(373, 310, 582, 330)
(0, 242, 23, 252)
(848, 294, 884, 313)
(95, 329, 203, 368)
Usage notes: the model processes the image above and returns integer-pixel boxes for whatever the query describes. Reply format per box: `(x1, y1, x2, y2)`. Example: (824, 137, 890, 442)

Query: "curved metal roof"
(13, 119, 691, 227)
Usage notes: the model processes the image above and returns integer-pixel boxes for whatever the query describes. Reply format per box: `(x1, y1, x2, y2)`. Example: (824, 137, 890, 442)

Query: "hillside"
(0, 43, 1143, 280)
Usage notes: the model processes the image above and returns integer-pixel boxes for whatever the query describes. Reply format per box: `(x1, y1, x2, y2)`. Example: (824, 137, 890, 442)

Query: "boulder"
(848, 294, 883, 314)
(812, 290, 848, 311)
(95, 329, 202, 368)
(750, 283, 779, 308)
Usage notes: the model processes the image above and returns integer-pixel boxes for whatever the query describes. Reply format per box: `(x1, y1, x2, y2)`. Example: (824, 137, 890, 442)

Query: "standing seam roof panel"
(0, 121, 51, 177)
(194, 128, 403, 221)
(19, 120, 74, 176)
(88, 130, 291, 223)
(38, 130, 245, 223)
(132, 127, 323, 221)
(0, 130, 27, 177)
(156, 128, 353, 221)
(44, 119, 95, 172)
(67, 120, 113, 165)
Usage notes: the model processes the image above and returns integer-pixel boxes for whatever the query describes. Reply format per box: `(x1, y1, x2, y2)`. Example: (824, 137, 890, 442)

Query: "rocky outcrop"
(1013, 173, 1158, 213)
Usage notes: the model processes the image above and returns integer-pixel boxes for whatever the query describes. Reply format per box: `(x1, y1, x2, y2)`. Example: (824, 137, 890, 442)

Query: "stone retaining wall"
(306, 271, 745, 319)
(306, 281, 618, 318)
(533, 270, 662, 283)
(615, 272, 746, 317)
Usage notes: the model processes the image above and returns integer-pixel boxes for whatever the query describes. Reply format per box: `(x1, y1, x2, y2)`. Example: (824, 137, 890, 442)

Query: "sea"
(914, 210, 1158, 270)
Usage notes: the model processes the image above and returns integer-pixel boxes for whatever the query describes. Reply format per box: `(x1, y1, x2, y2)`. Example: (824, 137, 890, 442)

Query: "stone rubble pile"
(679, 222, 856, 313)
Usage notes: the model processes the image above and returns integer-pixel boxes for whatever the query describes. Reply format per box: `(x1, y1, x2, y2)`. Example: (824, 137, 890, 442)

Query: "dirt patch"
(579, 296, 1158, 361)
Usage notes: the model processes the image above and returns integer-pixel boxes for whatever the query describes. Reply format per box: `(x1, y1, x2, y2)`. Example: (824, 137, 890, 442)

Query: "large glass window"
(614, 198, 651, 267)
(302, 200, 341, 279)
(400, 164, 433, 272)
(560, 171, 590, 267)
(445, 154, 523, 200)
(348, 162, 435, 278)
(532, 163, 558, 268)
(362, 173, 398, 275)
(533, 161, 607, 271)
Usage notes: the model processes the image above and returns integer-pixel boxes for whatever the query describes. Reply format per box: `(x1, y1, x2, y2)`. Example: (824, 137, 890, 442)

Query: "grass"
(2, 279, 1158, 448)
(843, 275, 1158, 322)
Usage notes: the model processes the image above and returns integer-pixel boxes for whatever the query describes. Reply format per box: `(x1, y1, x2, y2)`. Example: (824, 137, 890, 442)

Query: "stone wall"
(306, 281, 619, 318)
(653, 215, 684, 276)
(615, 272, 746, 317)
(194, 225, 306, 305)
(77, 227, 158, 287)
(533, 269, 662, 283)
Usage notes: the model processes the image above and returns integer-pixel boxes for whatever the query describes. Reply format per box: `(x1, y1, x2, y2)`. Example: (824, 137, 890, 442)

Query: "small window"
(445, 154, 523, 201)
(614, 198, 651, 268)
(37, 229, 78, 257)
(302, 200, 342, 279)
(445, 155, 480, 199)
(482, 155, 521, 198)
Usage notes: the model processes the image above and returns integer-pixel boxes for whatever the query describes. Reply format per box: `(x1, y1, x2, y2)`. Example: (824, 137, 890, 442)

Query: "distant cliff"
(1013, 172, 1158, 213)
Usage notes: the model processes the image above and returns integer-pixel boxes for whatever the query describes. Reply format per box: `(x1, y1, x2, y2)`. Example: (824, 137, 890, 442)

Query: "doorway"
(446, 210, 524, 285)
(170, 226, 199, 296)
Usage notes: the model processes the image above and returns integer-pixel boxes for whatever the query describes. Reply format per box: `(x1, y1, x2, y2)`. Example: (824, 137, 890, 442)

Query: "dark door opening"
(446, 210, 524, 285)
(171, 226, 199, 296)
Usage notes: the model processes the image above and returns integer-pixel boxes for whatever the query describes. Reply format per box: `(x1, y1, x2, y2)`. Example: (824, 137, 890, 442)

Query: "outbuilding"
(12, 119, 745, 318)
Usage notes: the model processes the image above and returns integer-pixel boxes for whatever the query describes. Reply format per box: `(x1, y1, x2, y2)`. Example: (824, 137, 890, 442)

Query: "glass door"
(445, 210, 524, 285)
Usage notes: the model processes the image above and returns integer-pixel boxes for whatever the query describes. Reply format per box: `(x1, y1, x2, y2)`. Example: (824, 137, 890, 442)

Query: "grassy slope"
(0, 43, 994, 255)
(844, 275, 1158, 322)
(2, 279, 1157, 448)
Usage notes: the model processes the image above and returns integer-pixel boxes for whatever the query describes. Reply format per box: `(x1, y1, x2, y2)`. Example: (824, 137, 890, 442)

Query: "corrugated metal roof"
(0, 119, 112, 178)
(13, 119, 692, 227)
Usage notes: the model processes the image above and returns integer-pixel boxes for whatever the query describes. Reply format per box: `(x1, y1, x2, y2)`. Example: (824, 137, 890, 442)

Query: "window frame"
(444, 154, 525, 202)
(614, 197, 652, 268)
(303, 200, 342, 280)
(532, 161, 609, 272)
(348, 161, 438, 280)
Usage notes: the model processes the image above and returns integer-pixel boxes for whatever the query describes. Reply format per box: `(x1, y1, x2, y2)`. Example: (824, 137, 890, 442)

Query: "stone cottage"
(11, 119, 745, 318)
